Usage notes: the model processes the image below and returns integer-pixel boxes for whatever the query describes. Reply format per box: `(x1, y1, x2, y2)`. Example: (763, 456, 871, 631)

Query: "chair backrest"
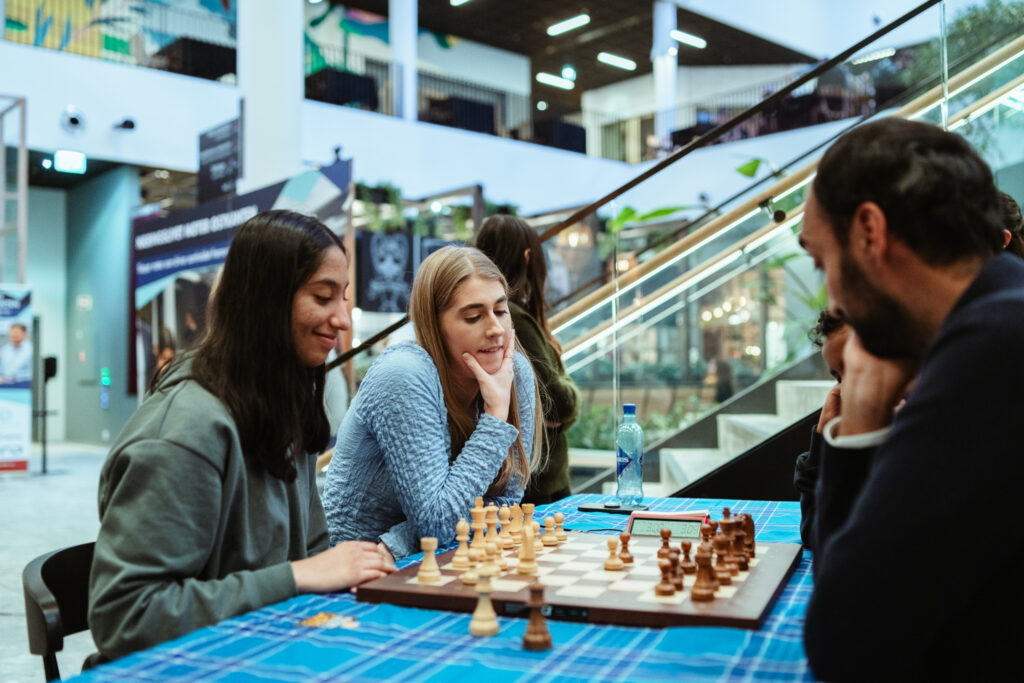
(23, 542, 95, 681)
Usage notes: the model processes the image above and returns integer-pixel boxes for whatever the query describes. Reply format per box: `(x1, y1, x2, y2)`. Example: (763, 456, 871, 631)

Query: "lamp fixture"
(450, 0, 472, 5)
(561, 65, 577, 81)
(536, 72, 575, 90)
(597, 52, 637, 71)
(547, 14, 590, 36)
(671, 29, 707, 49)
(53, 150, 87, 174)
(536, 100, 548, 111)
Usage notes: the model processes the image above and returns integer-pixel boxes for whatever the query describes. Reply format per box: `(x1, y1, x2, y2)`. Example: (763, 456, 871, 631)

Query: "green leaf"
(5, 18, 28, 31)
(608, 206, 637, 233)
(736, 158, 762, 177)
(637, 206, 692, 221)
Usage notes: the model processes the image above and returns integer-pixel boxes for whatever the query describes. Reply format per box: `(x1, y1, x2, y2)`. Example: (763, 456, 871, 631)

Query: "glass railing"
(4, 0, 236, 81)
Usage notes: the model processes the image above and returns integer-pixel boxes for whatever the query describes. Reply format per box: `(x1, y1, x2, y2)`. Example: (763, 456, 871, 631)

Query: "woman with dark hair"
(88, 210, 394, 663)
(323, 245, 542, 559)
(474, 215, 579, 505)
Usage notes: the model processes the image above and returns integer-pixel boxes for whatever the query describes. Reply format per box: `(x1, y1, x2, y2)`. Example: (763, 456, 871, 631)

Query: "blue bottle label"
(616, 445, 631, 476)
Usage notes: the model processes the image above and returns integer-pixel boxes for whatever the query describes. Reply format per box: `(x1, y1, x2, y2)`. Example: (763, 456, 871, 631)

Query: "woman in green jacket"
(474, 215, 580, 504)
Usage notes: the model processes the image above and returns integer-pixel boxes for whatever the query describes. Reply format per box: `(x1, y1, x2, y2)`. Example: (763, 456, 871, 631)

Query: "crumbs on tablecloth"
(298, 612, 360, 629)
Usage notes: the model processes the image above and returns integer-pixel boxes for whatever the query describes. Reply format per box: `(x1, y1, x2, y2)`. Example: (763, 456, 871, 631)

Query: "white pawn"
(487, 540, 507, 572)
(462, 546, 483, 585)
(554, 512, 568, 543)
(541, 517, 558, 546)
(510, 503, 524, 545)
(453, 518, 471, 569)
(604, 537, 624, 571)
(498, 505, 514, 549)
(418, 537, 442, 582)
(469, 566, 499, 637)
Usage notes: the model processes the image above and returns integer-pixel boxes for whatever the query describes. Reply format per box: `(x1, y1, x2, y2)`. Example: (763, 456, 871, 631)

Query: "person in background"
(798, 118, 1022, 679)
(0, 322, 33, 383)
(88, 210, 394, 663)
(474, 215, 580, 505)
(323, 246, 542, 559)
(793, 311, 849, 548)
(999, 190, 1024, 259)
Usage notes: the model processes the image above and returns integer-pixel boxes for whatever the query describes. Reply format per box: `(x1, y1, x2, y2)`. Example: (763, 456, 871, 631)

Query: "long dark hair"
(154, 210, 344, 481)
(474, 215, 561, 354)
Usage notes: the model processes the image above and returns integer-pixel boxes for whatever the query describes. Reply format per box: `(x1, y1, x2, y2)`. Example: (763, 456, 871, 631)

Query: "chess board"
(357, 531, 802, 629)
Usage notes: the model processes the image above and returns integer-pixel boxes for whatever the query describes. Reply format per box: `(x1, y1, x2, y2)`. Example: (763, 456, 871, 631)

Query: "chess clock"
(626, 510, 709, 538)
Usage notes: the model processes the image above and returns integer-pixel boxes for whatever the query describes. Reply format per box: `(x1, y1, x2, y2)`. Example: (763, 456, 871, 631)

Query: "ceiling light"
(671, 29, 707, 49)
(536, 72, 575, 90)
(53, 150, 87, 174)
(430, 201, 443, 212)
(547, 14, 590, 36)
(41, 158, 52, 169)
(307, 0, 325, 4)
(536, 100, 548, 111)
(450, 0, 472, 5)
(668, 46, 678, 56)
(597, 52, 637, 71)
(561, 65, 577, 81)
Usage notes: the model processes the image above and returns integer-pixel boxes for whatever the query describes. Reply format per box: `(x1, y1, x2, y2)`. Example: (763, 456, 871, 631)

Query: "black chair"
(23, 542, 95, 681)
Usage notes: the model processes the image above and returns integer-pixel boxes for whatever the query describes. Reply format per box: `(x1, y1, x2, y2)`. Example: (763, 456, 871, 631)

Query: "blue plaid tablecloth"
(72, 495, 815, 682)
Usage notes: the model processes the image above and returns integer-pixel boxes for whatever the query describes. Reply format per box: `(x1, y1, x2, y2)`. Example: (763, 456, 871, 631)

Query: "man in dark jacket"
(798, 118, 1024, 681)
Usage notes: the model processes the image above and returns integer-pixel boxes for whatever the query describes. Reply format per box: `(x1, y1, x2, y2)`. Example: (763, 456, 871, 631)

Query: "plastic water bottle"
(615, 403, 644, 507)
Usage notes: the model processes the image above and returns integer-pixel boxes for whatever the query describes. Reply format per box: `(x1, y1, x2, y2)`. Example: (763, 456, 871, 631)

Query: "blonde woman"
(323, 246, 541, 559)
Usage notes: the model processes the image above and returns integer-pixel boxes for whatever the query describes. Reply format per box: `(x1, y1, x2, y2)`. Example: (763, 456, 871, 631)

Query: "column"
(651, 0, 678, 143)
(389, 0, 418, 122)
(236, 0, 304, 193)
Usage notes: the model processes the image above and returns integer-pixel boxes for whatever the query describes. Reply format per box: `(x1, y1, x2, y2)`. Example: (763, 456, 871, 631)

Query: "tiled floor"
(1, 443, 107, 683)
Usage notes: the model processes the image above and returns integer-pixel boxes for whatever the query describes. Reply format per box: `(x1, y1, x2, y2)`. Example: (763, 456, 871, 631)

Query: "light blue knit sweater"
(323, 343, 536, 558)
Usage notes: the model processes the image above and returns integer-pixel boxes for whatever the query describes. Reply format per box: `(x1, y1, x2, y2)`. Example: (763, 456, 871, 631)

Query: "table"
(71, 495, 815, 682)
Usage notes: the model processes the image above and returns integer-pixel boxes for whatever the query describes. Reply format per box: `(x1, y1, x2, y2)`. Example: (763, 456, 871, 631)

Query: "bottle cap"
(623, 403, 636, 415)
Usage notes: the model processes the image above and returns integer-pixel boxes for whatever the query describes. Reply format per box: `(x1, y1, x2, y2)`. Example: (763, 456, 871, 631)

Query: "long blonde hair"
(409, 246, 543, 495)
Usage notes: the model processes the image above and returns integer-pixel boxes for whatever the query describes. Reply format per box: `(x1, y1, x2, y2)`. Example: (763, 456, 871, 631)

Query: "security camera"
(114, 118, 136, 131)
(61, 106, 85, 132)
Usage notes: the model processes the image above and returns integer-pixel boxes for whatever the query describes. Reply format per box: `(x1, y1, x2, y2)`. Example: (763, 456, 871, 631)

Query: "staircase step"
(659, 447, 730, 491)
(775, 379, 836, 420)
(717, 413, 794, 457)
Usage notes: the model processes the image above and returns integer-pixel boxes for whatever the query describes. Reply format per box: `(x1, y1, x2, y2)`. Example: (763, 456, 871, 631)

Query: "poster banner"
(130, 160, 352, 393)
(0, 284, 32, 474)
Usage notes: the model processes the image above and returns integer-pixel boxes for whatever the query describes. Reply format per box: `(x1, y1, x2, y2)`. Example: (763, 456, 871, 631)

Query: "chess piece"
(517, 524, 539, 574)
(679, 541, 696, 574)
(469, 566, 499, 637)
(523, 582, 552, 650)
(604, 537, 624, 570)
(499, 505, 514, 549)
(475, 496, 485, 511)
(554, 512, 568, 542)
(522, 503, 535, 536)
(713, 534, 734, 584)
(452, 518, 471, 569)
(655, 559, 675, 596)
(669, 550, 683, 591)
(485, 504, 500, 546)
(618, 532, 634, 564)
(690, 546, 716, 601)
(732, 528, 749, 571)
(510, 503, 523, 544)
(418, 537, 441, 583)
(470, 506, 487, 552)
(542, 517, 558, 546)
(658, 528, 672, 558)
(740, 513, 756, 558)
(462, 546, 483, 585)
(485, 540, 507, 574)
(700, 522, 715, 553)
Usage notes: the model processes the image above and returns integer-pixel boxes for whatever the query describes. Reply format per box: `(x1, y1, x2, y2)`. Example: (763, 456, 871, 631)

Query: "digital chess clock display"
(626, 512, 707, 538)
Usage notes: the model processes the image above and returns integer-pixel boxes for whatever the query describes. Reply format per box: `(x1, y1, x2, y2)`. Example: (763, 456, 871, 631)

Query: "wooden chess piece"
(721, 506, 732, 524)
(469, 566, 499, 637)
(499, 505, 514, 549)
(517, 524, 539, 575)
(462, 546, 483, 585)
(541, 517, 558, 546)
(486, 540, 507, 573)
(470, 506, 487, 552)
(732, 528, 749, 571)
(655, 559, 675, 596)
(418, 537, 442, 583)
(474, 496, 485, 511)
(690, 546, 716, 601)
(739, 513, 756, 558)
(485, 504, 500, 546)
(604, 537, 624, 571)
(522, 503, 535, 537)
(523, 582, 552, 650)
(452, 518, 471, 569)
(510, 503, 523, 545)
(700, 521, 715, 552)
(554, 512, 568, 543)
(713, 534, 734, 584)
(669, 550, 683, 591)
(720, 521, 741, 576)
(679, 541, 696, 574)
(618, 532, 634, 564)
(658, 528, 673, 558)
